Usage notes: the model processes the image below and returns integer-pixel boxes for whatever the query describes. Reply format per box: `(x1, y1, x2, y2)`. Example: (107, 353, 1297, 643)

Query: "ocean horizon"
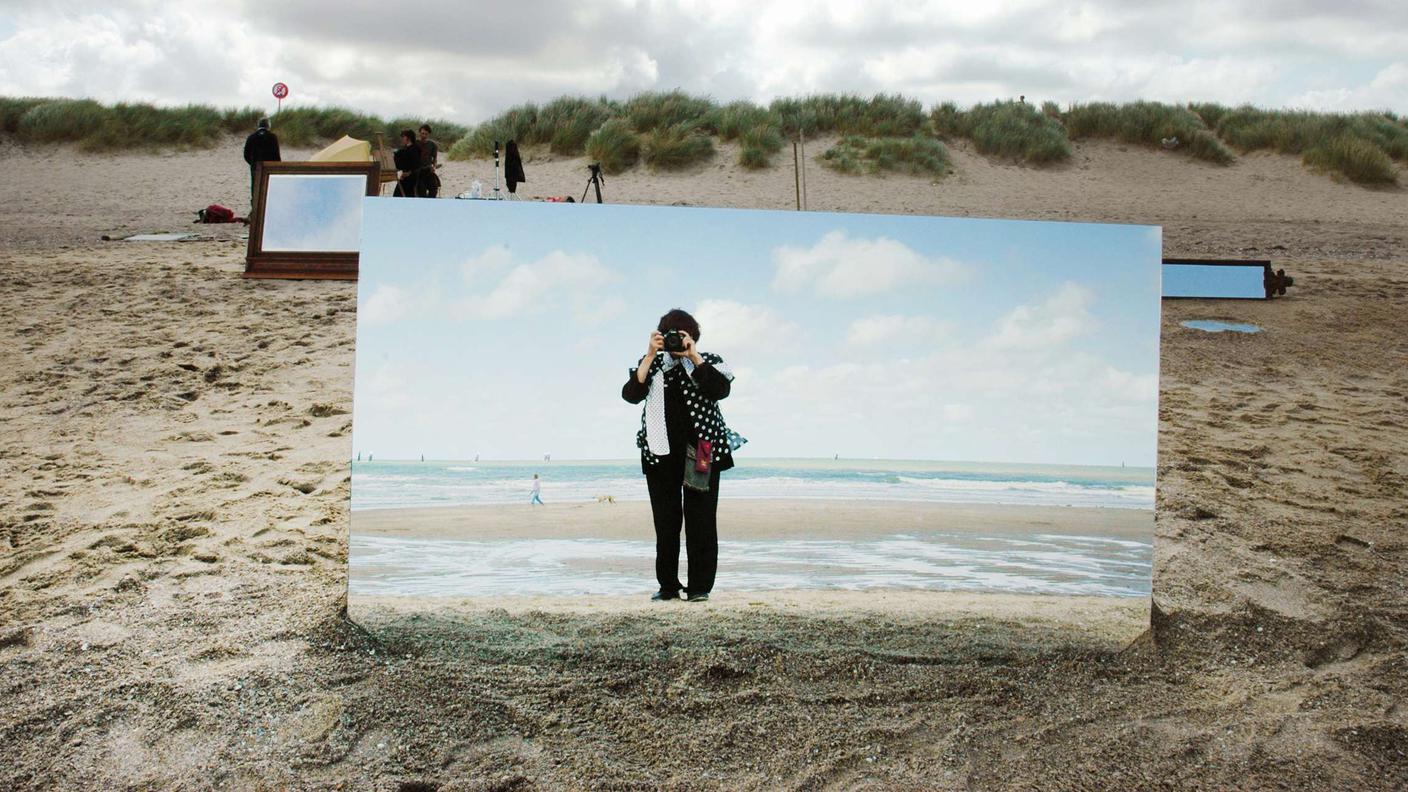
(351, 457, 1155, 511)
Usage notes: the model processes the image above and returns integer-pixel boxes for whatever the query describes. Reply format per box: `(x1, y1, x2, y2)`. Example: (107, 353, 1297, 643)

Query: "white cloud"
(456, 249, 619, 320)
(772, 231, 968, 299)
(987, 282, 1097, 350)
(360, 284, 410, 326)
(691, 298, 801, 355)
(843, 314, 945, 351)
(460, 244, 514, 286)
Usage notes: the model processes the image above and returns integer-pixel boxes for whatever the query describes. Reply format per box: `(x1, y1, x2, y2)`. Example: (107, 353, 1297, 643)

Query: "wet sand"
(350, 499, 1153, 541)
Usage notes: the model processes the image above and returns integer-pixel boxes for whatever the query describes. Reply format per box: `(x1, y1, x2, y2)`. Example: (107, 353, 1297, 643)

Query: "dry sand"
(1, 136, 1406, 790)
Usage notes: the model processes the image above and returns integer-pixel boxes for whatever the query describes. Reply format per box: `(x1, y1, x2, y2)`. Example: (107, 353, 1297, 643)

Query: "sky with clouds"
(1, 1, 1404, 119)
(352, 199, 1161, 467)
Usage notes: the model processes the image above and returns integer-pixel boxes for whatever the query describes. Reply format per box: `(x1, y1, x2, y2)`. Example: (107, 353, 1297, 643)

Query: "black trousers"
(645, 455, 721, 595)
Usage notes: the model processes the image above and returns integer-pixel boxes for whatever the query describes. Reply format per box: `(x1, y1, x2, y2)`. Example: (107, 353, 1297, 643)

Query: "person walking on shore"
(530, 473, 543, 506)
(242, 118, 281, 208)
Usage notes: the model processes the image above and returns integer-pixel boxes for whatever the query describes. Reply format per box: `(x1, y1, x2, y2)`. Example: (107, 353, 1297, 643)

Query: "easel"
(374, 134, 400, 196)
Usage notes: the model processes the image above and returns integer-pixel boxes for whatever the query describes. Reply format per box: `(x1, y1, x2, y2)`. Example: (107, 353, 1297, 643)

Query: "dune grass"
(624, 91, 715, 133)
(821, 135, 951, 177)
(4, 96, 466, 152)
(739, 124, 785, 170)
(1062, 101, 1234, 165)
(772, 94, 925, 138)
(585, 119, 641, 174)
(2, 93, 1402, 186)
(956, 101, 1071, 164)
(1212, 107, 1404, 184)
(641, 122, 715, 170)
(0, 97, 56, 134)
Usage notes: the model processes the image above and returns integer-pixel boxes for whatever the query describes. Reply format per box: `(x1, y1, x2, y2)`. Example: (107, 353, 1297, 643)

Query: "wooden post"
(793, 140, 801, 210)
(799, 129, 808, 211)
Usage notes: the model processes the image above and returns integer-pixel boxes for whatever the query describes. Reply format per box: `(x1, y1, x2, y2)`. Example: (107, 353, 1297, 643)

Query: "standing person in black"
(242, 118, 281, 209)
(415, 124, 440, 198)
(622, 309, 739, 602)
(504, 139, 526, 198)
(392, 129, 421, 198)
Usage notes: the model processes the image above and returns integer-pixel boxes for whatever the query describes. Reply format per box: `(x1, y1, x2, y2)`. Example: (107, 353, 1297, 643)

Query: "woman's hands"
(677, 331, 703, 365)
(637, 331, 663, 384)
(637, 329, 703, 383)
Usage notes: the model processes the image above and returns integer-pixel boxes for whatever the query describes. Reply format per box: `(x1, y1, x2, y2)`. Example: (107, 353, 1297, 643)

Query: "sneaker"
(650, 590, 680, 602)
(685, 592, 710, 602)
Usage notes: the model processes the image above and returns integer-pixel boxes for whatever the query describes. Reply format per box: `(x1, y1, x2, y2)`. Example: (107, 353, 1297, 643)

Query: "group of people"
(241, 118, 442, 204)
(393, 125, 441, 199)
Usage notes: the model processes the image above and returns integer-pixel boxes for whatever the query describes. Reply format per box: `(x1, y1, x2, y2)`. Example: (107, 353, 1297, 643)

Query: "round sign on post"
(272, 82, 288, 114)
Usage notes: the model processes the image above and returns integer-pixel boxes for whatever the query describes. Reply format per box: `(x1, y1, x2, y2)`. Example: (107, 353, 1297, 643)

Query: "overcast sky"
(1, 1, 1404, 121)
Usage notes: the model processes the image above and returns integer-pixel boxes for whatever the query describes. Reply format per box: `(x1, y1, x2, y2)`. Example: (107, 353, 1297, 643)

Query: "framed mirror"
(244, 161, 380, 280)
(1162, 258, 1291, 300)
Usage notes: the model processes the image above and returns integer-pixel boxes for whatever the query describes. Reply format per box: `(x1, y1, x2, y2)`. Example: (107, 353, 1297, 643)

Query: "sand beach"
(1, 137, 1406, 789)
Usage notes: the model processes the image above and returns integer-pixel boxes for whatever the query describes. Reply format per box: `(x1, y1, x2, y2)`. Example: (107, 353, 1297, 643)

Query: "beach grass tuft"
(15, 98, 109, 143)
(709, 100, 776, 141)
(1302, 135, 1398, 184)
(624, 91, 715, 133)
(641, 122, 715, 170)
(772, 93, 926, 138)
(960, 101, 1071, 164)
(585, 118, 642, 174)
(1063, 101, 1234, 164)
(539, 97, 616, 155)
(1, 97, 54, 134)
(738, 124, 785, 169)
(822, 135, 951, 176)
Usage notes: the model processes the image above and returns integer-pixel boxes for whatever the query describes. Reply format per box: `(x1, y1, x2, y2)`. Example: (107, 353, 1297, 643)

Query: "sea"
(348, 458, 1154, 597)
(350, 458, 1155, 511)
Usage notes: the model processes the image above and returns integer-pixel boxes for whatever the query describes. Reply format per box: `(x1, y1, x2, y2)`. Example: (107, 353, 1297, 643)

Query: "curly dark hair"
(657, 308, 701, 343)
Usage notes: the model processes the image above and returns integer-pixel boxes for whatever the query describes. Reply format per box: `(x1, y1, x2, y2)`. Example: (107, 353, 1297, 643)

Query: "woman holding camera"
(622, 309, 738, 602)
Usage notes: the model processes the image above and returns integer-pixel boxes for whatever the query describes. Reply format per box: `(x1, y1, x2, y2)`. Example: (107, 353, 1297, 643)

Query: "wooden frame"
(244, 161, 380, 280)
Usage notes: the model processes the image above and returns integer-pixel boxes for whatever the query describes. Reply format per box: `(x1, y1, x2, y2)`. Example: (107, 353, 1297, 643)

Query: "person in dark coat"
(392, 129, 421, 198)
(415, 124, 440, 198)
(621, 308, 740, 603)
(242, 118, 281, 208)
(505, 139, 526, 196)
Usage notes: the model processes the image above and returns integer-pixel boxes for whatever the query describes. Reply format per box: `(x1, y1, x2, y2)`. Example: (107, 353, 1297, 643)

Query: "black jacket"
(505, 140, 526, 191)
(622, 352, 736, 474)
(243, 129, 281, 167)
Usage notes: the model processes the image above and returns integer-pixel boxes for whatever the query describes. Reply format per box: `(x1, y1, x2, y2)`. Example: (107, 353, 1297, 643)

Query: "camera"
(663, 329, 686, 353)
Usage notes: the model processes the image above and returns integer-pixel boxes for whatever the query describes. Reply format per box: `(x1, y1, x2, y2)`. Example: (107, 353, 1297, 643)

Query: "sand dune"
(1, 138, 1406, 789)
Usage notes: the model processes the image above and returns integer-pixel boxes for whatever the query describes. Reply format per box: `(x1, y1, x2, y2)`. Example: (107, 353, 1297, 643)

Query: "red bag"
(196, 204, 237, 223)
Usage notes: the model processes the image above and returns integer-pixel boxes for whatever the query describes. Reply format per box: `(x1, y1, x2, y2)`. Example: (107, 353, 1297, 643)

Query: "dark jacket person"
(243, 118, 281, 207)
(392, 130, 421, 198)
(622, 309, 738, 602)
(416, 124, 440, 198)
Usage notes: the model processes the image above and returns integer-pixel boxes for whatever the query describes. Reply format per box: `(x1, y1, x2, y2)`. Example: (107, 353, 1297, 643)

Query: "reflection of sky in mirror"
(261, 174, 365, 252)
(1162, 263, 1264, 298)
(354, 200, 1163, 467)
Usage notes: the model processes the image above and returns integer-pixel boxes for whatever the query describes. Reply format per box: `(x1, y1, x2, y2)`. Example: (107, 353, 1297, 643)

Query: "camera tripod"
(581, 163, 605, 204)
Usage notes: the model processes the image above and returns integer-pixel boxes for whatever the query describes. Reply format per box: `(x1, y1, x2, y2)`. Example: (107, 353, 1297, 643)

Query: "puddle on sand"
(1181, 320, 1261, 334)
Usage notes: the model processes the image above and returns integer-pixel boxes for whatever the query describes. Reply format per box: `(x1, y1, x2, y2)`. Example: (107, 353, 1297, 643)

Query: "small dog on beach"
(595, 495, 616, 504)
